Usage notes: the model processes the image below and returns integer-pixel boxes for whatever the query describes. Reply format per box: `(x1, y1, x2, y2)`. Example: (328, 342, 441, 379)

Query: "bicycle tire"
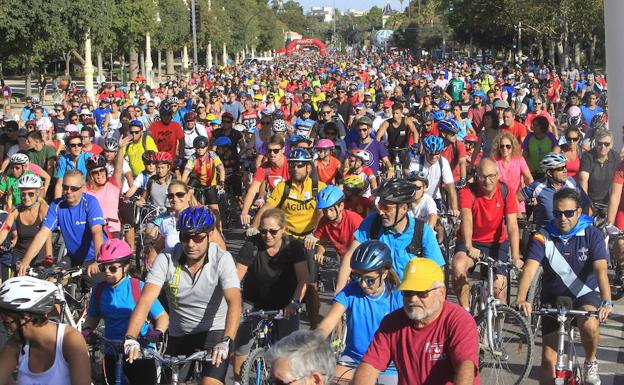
(526, 266, 543, 332)
(329, 314, 348, 360)
(240, 346, 271, 385)
(475, 305, 534, 385)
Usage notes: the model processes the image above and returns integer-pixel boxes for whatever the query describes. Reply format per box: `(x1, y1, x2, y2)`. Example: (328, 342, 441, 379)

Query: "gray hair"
(266, 330, 335, 384)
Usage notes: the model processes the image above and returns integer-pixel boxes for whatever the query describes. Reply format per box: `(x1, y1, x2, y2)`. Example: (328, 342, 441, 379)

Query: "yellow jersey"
(125, 134, 158, 176)
(267, 177, 326, 237)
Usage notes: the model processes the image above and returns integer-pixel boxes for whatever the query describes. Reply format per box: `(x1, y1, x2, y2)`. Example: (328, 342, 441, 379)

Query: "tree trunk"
(538, 39, 544, 63)
(166, 49, 175, 75)
(573, 41, 581, 67)
(557, 39, 565, 68)
(129, 48, 139, 81)
(589, 33, 597, 69)
(97, 52, 104, 81)
(25, 56, 33, 98)
(140, 51, 145, 77)
(157, 50, 162, 82)
(120, 54, 126, 85)
(64, 51, 72, 74)
(548, 39, 556, 65)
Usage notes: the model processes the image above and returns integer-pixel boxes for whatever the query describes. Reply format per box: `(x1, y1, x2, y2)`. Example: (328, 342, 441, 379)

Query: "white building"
(345, 8, 366, 17)
(308, 6, 334, 23)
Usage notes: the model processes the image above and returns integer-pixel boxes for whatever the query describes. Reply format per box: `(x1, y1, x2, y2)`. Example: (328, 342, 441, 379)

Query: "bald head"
(476, 158, 499, 192)
(477, 158, 498, 175)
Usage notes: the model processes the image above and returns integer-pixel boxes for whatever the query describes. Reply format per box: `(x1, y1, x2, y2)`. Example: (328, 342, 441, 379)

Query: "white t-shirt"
(182, 123, 209, 159)
(407, 155, 453, 199)
(409, 194, 438, 221)
(106, 160, 132, 193)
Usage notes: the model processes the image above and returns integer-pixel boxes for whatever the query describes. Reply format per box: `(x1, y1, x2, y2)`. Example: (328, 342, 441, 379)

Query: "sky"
(297, 0, 406, 12)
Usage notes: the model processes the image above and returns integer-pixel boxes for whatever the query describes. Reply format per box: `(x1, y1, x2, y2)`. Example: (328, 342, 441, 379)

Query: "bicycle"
(389, 147, 409, 178)
(469, 254, 534, 385)
(437, 212, 459, 284)
(142, 348, 211, 385)
(532, 297, 600, 385)
(240, 310, 283, 385)
(329, 312, 347, 360)
(131, 201, 166, 270)
(88, 332, 127, 385)
(601, 224, 624, 300)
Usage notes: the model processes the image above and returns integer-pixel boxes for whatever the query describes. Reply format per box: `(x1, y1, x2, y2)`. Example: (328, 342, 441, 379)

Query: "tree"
(154, 0, 190, 74)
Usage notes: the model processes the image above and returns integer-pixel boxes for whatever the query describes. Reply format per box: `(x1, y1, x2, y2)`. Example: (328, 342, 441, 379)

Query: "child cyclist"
(81, 239, 169, 385)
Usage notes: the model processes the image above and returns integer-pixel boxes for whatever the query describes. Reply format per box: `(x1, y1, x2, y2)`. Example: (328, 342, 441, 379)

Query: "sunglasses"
(596, 141, 611, 147)
(144, 160, 155, 166)
(553, 209, 577, 219)
(325, 131, 337, 136)
(268, 148, 281, 154)
(130, 131, 141, 135)
(68, 143, 83, 148)
(359, 128, 369, 132)
(551, 166, 567, 173)
(90, 168, 107, 175)
(62, 184, 82, 192)
(566, 136, 579, 142)
(288, 162, 307, 169)
(402, 287, 440, 299)
(350, 273, 380, 286)
(179, 232, 208, 243)
(20, 191, 37, 198)
(167, 191, 187, 200)
(499, 144, 512, 150)
(259, 228, 280, 236)
(321, 111, 332, 115)
(98, 263, 125, 273)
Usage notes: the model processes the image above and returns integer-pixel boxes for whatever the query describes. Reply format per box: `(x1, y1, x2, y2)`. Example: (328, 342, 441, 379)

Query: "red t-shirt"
(421, 125, 440, 139)
(315, 156, 341, 185)
(313, 209, 363, 256)
(84, 144, 103, 155)
(149, 121, 184, 159)
(501, 121, 528, 144)
(344, 196, 373, 218)
(362, 302, 480, 385)
(253, 160, 290, 191)
(458, 183, 519, 243)
(441, 141, 467, 181)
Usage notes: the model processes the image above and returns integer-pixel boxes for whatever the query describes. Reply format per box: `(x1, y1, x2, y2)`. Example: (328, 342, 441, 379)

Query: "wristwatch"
(290, 299, 302, 309)
(601, 300, 613, 307)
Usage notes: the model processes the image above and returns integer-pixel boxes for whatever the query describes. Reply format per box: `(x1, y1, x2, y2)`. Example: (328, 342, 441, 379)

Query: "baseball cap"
(17, 128, 28, 137)
(357, 116, 373, 127)
(493, 100, 510, 109)
(398, 258, 445, 292)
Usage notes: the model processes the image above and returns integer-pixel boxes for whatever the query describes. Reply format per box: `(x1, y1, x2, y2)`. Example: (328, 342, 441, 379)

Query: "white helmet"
(0, 276, 57, 314)
(9, 153, 29, 165)
(17, 174, 42, 189)
(233, 124, 247, 132)
(272, 119, 287, 133)
(540, 152, 567, 171)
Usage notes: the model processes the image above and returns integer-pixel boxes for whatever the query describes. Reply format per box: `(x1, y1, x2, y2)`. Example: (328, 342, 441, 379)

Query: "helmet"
(17, 174, 42, 189)
(154, 151, 174, 164)
(567, 106, 581, 118)
(142, 150, 157, 163)
(419, 110, 434, 123)
(373, 178, 417, 204)
(193, 136, 210, 149)
(343, 175, 365, 191)
(103, 137, 120, 152)
(590, 112, 608, 130)
(540, 152, 567, 171)
(422, 135, 445, 154)
(288, 148, 312, 162)
(437, 119, 460, 134)
(9, 153, 29, 165)
(289, 135, 311, 145)
(568, 114, 582, 128)
(184, 111, 197, 122)
(438, 101, 450, 111)
(350, 148, 371, 164)
(350, 240, 392, 272)
(260, 108, 272, 117)
(214, 136, 232, 147)
(273, 119, 287, 133)
(432, 110, 446, 122)
(129, 120, 143, 129)
(315, 139, 334, 149)
(234, 124, 247, 132)
(272, 110, 285, 119)
(159, 102, 173, 116)
(0, 276, 57, 315)
(406, 170, 428, 185)
(97, 239, 133, 264)
(177, 206, 216, 233)
(316, 185, 345, 209)
(86, 154, 107, 171)
(31, 96, 40, 104)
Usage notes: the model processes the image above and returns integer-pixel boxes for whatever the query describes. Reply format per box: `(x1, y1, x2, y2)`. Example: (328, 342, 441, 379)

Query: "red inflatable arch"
(285, 38, 326, 55)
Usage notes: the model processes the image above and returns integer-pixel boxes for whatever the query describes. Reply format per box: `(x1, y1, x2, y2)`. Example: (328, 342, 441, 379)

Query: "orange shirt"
(316, 156, 341, 184)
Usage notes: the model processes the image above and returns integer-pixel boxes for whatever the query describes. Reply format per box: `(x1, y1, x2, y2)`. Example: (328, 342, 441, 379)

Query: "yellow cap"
(398, 258, 445, 292)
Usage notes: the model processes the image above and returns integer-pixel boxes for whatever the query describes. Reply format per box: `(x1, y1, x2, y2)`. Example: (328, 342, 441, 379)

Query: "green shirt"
(448, 79, 465, 101)
(0, 171, 35, 207)
(28, 145, 56, 169)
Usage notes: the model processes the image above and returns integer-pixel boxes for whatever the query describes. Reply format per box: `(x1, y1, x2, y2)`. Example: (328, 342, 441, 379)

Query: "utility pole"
(191, 0, 199, 73)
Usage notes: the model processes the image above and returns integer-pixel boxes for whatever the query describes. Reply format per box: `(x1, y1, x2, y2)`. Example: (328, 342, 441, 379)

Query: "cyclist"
(318, 241, 402, 385)
(581, 130, 617, 207)
(0, 276, 91, 385)
(405, 171, 438, 229)
(314, 139, 341, 185)
(124, 119, 158, 177)
(343, 149, 377, 198)
(213, 136, 243, 209)
(149, 102, 184, 160)
(181, 111, 209, 161)
(352, 258, 478, 385)
(491, 132, 534, 210)
(54, 132, 92, 198)
(437, 120, 467, 184)
(140, 151, 176, 209)
(335, 178, 444, 293)
(26, 130, 57, 175)
(232, 208, 309, 382)
(516, 188, 612, 385)
(522, 116, 560, 180)
(452, 158, 521, 310)
(124, 150, 156, 200)
(181, 135, 224, 211)
(342, 175, 373, 218)
(0, 153, 43, 210)
(349, 117, 394, 177)
(81, 239, 169, 385)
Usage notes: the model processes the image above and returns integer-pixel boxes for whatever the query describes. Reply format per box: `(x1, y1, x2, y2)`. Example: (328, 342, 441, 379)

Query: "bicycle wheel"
(329, 314, 348, 360)
(526, 266, 543, 332)
(475, 305, 534, 385)
(241, 347, 271, 385)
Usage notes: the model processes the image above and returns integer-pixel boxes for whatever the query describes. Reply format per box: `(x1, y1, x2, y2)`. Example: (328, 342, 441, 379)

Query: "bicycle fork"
(554, 314, 576, 385)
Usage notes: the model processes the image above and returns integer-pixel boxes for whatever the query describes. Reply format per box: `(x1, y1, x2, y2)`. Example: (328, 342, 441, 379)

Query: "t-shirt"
(253, 161, 290, 191)
(521, 132, 558, 175)
(361, 302, 480, 385)
(447, 79, 465, 101)
(335, 283, 403, 363)
(344, 167, 375, 198)
(409, 195, 438, 222)
(28, 146, 56, 170)
(0, 171, 36, 208)
(55, 152, 92, 179)
(150, 213, 179, 252)
(267, 178, 327, 236)
(315, 156, 341, 184)
(407, 155, 454, 200)
(521, 177, 591, 227)
(149, 120, 184, 159)
(459, 183, 519, 243)
(125, 134, 158, 176)
(184, 151, 222, 186)
(580, 105, 603, 126)
(236, 235, 307, 310)
(440, 141, 466, 181)
(42, 193, 107, 264)
(344, 196, 373, 218)
(501, 121, 528, 144)
(86, 180, 121, 233)
(495, 156, 529, 196)
(87, 276, 165, 340)
(349, 140, 389, 174)
(313, 209, 363, 255)
(581, 150, 618, 205)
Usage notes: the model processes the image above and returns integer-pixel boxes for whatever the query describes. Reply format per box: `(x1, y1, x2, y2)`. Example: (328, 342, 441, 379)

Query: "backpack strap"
(432, 156, 444, 199)
(130, 277, 142, 305)
(276, 180, 292, 209)
(407, 217, 425, 257)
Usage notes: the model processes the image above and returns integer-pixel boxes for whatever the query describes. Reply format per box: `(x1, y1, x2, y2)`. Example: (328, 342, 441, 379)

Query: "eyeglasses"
(20, 191, 36, 198)
(402, 287, 441, 299)
(129, 130, 142, 135)
(167, 191, 187, 200)
(534, 103, 542, 106)
(270, 376, 306, 385)
(358, 128, 369, 132)
(90, 168, 107, 176)
(321, 111, 332, 115)
(259, 228, 280, 236)
(72, 104, 79, 108)
(477, 173, 498, 181)
(55, 109, 63, 112)
(98, 263, 125, 273)
(414, 185, 424, 191)
(62, 184, 82, 192)
(288, 162, 307, 169)
(350, 273, 380, 287)
(68, 143, 83, 148)
(144, 161, 155, 166)
(553, 209, 577, 219)
(566, 137, 579, 142)
(499, 144, 512, 150)
(180, 232, 208, 243)
(551, 166, 567, 173)
(596, 141, 611, 147)
(268, 148, 281, 154)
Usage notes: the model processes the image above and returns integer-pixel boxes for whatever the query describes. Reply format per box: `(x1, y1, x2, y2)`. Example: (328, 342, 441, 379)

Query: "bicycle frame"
(143, 348, 210, 385)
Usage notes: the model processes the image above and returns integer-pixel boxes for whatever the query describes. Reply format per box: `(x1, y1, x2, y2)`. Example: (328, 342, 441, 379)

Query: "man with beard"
(353, 258, 479, 385)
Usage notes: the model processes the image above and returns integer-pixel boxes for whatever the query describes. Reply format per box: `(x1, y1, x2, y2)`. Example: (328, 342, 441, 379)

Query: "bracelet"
(601, 300, 613, 307)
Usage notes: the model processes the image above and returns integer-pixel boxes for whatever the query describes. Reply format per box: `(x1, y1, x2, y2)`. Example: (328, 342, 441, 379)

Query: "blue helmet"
(129, 119, 144, 129)
(177, 206, 216, 233)
(437, 119, 459, 134)
(288, 148, 312, 162)
(316, 185, 345, 209)
(422, 135, 445, 154)
(213, 136, 232, 147)
(350, 240, 392, 272)
(432, 110, 446, 122)
(288, 134, 311, 145)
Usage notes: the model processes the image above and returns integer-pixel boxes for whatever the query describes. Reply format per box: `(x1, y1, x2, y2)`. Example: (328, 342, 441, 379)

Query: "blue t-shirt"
(354, 213, 445, 278)
(335, 282, 402, 370)
(580, 105, 603, 127)
(88, 276, 165, 341)
(93, 107, 111, 132)
(349, 140, 389, 174)
(521, 177, 591, 227)
(42, 193, 107, 264)
(55, 152, 92, 179)
(223, 101, 244, 121)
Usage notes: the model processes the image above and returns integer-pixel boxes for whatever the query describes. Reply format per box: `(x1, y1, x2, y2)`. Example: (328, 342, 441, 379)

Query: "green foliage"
(153, 0, 190, 50)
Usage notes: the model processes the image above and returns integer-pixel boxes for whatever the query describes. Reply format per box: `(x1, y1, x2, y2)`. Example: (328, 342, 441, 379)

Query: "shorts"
(455, 240, 510, 275)
(306, 246, 319, 284)
(118, 198, 135, 226)
(540, 292, 601, 336)
(165, 329, 229, 383)
(388, 147, 411, 171)
(235, 303, 300, 356)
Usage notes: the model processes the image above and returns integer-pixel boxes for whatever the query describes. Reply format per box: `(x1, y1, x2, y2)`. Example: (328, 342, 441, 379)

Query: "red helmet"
(154, 151, 174, 164)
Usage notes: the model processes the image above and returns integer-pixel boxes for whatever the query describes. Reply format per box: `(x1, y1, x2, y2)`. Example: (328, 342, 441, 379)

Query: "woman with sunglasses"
(102, 100, 122, 138)
(232, 208, 309, 383)
(81, 239, 168, 385)
(491, 132, 533, 212)
(0, 174, 52, 281)
(318, 240, 401, 385)
(560, 126, 583, 179)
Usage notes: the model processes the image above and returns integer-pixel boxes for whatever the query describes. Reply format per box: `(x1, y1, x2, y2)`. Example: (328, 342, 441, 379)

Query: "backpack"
(94, 277, 141, 314)
(467, 181, 509, 212)
(369, 213, 425, 258)
(276, 177, 319, 210)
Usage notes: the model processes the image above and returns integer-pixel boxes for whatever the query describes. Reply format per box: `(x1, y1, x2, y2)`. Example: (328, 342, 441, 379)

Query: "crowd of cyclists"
(0, 50, 619, 385)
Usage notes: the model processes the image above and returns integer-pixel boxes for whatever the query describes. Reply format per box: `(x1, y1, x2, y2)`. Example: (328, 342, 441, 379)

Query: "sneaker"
(583, 360, 601, 385)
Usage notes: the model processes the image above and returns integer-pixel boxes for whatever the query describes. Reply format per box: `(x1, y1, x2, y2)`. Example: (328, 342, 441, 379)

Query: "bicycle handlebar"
(142, 348, 211, 365)
(242, 309, 283, 320)
(28, 266, 84, 280)
(532, 308, 599, 318)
